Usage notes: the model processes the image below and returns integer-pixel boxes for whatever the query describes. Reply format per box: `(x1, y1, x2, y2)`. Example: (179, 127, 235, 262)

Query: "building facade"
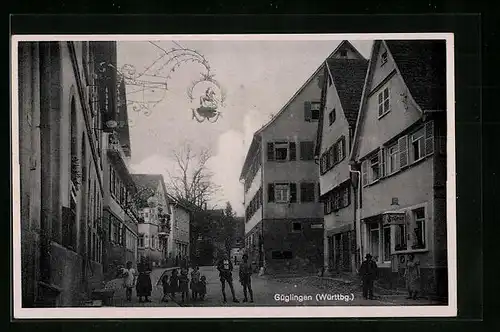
(315, 41, 368, 275)
(131, 174, 171, 267)
(240, 55, 331, 275)
(168, 198, 191, 262)
(18, 41, 116, 306)
(349, 40, 447, 297)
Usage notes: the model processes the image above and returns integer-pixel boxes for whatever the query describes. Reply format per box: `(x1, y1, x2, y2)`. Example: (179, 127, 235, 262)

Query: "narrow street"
(111, 266, 442, 307)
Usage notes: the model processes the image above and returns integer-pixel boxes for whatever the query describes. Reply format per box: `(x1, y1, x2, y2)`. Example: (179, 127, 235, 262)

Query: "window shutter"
(361, 160, 368, 186)
(268, 183, 275, 202)
(289, 142, 296, 161)
(378, 148, 385, 178)
(290, 183, 297, 203)
(299, 142, 306, 161)
(304, 101, 312, 121)
(300, 183, 306, 203)
(346, 185, 351, 206)
(398, 136, 409, 168)
(267, 142, 275, 161)
(425, 121, 434, 156)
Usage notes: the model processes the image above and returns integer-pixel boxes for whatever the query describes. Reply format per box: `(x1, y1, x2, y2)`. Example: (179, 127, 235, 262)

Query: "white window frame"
(370, 155, 380, 183)
(274, 142, 289, 161)
(369, 223, 380, 262)
(382, 225, 391, 263)
(411, 127, 425, 163)
(378, 87, 391, 118)
(310, 102, 321, 121)
(413, 207, 427, 249)
(387, 143, 399, 175)
(274, 183, 290, 203)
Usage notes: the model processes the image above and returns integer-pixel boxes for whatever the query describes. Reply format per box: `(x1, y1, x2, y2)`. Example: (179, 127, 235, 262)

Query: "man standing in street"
(217, 253, 239, 303)
(359, 253, 378, 300)
(239, 253, 254, 303)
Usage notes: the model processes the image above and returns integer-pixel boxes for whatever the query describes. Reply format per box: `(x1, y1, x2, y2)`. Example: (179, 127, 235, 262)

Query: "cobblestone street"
(107, 266, 444, 307)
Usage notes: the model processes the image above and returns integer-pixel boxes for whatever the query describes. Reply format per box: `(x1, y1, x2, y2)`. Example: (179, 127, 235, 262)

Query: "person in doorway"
(179, 266, 190, 303)
(239, 254, 254, 303)
(217, 253, 239, 303)
(136, 256, 153, 303)
(122, 261, 136, 302)
(359, 253, 378, 300)
(190, 265, 201, 300)
(404, 253, 421, 300)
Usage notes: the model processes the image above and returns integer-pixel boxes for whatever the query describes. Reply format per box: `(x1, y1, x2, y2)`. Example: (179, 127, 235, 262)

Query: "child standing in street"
(170, 269, 179, 299)
(198, 275, 207, 301)
(239, 254, 254, 303)
(190, 266, 201, 301)
(122, 261, 136, 302)
(179, 267, 190, 303)
(160, 273, 170, 303)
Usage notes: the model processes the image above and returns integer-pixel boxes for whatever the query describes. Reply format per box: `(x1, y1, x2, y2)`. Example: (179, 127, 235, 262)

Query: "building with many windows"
(240, 49, 337, 275)
(17, 41, 117, 306)
(131, 174, 171, 267)
(349, 40, 447, 297)
(167, 196, 191, 263)
(314, 41, 368, 275)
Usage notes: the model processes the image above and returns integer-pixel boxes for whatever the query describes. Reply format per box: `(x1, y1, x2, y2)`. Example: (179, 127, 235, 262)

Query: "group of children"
(160, 266, 207, 303)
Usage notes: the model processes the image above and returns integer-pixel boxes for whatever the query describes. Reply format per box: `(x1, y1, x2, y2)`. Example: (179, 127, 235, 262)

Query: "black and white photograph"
(11, 34, 456, 318)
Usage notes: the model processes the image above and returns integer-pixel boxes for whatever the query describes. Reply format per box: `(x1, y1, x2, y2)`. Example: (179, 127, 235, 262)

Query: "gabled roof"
(131, 174, 169, 202)
(385, 40, 446, 111)
(241, 40, 365, 179)
(349, 39, 447, 162)
(314, 57, 368, 156)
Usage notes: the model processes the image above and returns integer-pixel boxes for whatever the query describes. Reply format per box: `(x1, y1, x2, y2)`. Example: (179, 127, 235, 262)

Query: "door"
(334, 234, 342, 270)
(341, 232, 351, 271)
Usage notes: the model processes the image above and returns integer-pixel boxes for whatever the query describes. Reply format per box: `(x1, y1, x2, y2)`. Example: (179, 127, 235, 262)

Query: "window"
(267, 141, 296, 161)
(328, 108, 336, 125)
(369, 224, 380, 260)
(275, 184, 290, 203)
(395, 224, 407, 251)
(340, 49, 348, 57)
(323, 183, 350, 214)
(320, 136, 346, 175)
(300, 141, 315, 161)
(292, 222, 302, 232)
(413, 208, 426, 249)
(300, 182, 316, 202)
(383, 226, 391, 262)
(387, 143, 399, 174)
(378, 87, 390, 117)
(336, 138, 345, 162)
(381, 51, 388, 65)
(370, 155, 380, 182)
(311, 102, 320, 121)
(411, 127, 425, 162)
(305, 101, 321, 121)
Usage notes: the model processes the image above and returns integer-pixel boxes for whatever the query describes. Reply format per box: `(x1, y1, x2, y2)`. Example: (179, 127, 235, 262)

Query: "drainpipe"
(349, 163, 363, 269)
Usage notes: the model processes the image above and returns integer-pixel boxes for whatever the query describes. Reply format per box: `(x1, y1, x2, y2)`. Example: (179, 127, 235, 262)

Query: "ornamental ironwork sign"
(96, 41, 225, 123)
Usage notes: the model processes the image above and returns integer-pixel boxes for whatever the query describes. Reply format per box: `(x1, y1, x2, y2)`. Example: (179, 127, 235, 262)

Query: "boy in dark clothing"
(217, 254, 239, 303)
(359, 254, 378, 300)
(239, 254, 254, 303)
(198, 275, 207, 301)
(170, 269, 179, 299)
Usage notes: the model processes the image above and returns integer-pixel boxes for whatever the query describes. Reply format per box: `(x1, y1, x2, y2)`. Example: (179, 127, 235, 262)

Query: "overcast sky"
(117, 38, 372, 216)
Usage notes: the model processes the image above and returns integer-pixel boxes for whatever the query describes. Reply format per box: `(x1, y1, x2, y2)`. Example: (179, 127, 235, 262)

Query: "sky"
(117, 38, 373, 216)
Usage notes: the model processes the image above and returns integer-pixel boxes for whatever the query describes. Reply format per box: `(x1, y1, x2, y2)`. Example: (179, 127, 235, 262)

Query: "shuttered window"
(267, 142, 275, 161)
(361, 160, 368, 187)
(398, 135, 409, 168)
(425, 120, 434, 156)
(268, 183, 275, 202)
(289, 142, 297, 161)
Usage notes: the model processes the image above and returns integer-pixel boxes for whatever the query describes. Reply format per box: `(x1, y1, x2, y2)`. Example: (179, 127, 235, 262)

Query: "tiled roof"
(327, 58, 369, 127)
(386, 40, 447, 111)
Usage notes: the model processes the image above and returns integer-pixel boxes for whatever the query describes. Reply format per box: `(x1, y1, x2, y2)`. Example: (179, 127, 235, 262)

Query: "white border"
(11, 33, 457, 319)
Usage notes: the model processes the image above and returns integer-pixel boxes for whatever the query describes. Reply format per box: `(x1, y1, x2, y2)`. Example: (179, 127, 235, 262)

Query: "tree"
(166, 141, 221, 209)
(221, 202, 237, 254)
